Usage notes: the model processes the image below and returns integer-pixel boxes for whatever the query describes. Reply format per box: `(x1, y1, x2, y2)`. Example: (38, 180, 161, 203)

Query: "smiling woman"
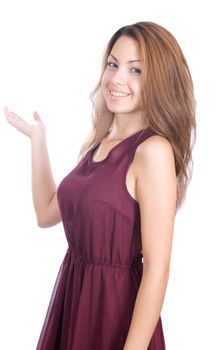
(101, 36, 142, 116)
(4, 21, 196, 350)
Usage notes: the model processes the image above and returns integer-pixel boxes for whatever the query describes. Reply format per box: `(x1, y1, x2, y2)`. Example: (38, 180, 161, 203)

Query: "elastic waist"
(67, 246, 143, 270)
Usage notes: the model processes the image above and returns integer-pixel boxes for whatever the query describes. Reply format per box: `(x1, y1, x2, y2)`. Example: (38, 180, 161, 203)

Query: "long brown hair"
(78, 21, 197, 209)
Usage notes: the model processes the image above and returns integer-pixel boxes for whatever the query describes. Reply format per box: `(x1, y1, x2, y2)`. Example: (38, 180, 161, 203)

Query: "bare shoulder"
(137, 134, 174, 156)
(133, 135, 176, 178)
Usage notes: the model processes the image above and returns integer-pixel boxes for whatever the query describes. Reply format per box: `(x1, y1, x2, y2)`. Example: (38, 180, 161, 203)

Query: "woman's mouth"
(110, 90, 131, 98)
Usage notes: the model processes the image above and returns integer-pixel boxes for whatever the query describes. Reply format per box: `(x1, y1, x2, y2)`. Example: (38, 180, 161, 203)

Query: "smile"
(110, 90, 130, 97)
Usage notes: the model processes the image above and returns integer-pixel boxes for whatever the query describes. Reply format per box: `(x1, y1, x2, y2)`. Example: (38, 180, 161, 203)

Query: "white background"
(0, 0, 222, 349)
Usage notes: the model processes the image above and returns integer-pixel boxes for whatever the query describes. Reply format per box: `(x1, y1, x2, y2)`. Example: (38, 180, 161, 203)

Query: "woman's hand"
(4, 106, 46, 138)
(4, 106, 61, 227)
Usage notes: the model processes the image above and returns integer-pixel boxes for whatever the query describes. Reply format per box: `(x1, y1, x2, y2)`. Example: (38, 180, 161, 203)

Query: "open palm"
(4, 107, 46, 138)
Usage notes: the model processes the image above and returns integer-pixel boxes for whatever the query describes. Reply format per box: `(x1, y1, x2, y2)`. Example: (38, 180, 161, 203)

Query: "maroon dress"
(36, 127, 166, 350)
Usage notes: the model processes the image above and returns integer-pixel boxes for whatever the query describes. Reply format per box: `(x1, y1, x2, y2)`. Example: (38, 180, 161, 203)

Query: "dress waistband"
(67, 246, 143, 270)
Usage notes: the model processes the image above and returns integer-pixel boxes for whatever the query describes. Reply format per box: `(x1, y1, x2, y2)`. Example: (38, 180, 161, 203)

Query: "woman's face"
(101, 35, 142, 116)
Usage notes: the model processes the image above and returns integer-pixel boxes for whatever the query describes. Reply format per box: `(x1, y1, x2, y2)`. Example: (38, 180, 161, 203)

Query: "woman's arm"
(4, 107, 61, 228)
(123, 135, 177, 350)
(30, 127, 61, 228)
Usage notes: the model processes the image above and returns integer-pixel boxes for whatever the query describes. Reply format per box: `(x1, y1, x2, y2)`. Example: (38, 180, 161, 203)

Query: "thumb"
(33, 111, 42, 122)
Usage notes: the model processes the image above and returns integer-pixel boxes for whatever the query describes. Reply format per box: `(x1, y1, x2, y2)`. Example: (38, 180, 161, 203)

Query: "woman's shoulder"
(136, 133, 173, 160)
(132, 133, 176, 179)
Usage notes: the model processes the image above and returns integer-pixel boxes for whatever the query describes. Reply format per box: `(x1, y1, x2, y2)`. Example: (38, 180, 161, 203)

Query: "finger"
(33, 111, 42, 122)
(4, 111, 26, 130)
(4, 106, 11, 118)
(4, 109, 14, 122)
(5, 110, 22, 122)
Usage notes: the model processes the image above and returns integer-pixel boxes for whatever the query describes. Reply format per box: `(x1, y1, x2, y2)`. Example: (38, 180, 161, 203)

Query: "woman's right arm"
(4, 107, 62, 228)
(31, 128, 62, 228)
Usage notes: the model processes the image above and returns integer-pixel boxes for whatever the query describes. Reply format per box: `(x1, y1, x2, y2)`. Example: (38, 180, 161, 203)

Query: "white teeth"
(110, 91, 129, 97)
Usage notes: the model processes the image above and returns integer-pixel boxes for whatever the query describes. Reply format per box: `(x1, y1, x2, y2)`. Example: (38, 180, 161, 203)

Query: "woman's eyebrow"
(109, 53, 141, 63)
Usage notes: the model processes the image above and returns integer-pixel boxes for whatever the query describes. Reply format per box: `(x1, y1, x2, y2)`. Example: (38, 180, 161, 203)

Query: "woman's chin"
(105, 103, 133, 114)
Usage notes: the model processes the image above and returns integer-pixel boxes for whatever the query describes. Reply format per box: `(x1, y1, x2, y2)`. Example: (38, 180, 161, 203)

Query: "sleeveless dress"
(36, 127, 166, 350)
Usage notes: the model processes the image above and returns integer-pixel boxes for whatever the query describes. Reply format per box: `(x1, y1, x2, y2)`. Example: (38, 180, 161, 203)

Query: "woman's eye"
(131, 68, 141, 75)
(106, 62, 141, 75)
(107, 61, 117, 68)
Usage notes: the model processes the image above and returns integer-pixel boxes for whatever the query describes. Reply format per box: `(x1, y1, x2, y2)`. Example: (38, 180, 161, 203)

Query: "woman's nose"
(110, 69, 125, 85)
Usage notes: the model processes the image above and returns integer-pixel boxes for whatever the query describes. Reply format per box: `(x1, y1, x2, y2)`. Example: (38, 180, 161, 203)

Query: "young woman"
(4, 21, 196, 350)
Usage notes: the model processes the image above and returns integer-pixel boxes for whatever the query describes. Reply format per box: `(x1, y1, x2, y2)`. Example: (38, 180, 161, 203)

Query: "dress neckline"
(89, 127, 150, 166)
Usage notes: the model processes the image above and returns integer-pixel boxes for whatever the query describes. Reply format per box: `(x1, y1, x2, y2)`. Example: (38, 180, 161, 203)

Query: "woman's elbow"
(36, 215, 61, 228)
(142, 263, 170, 281)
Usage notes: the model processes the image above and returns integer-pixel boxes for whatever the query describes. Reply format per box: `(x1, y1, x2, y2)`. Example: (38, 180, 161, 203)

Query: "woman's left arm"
(123, 135, 177, 350)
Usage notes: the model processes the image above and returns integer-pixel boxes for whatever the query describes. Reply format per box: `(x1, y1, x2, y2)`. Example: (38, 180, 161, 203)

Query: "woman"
(4, 21, 196, 350)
